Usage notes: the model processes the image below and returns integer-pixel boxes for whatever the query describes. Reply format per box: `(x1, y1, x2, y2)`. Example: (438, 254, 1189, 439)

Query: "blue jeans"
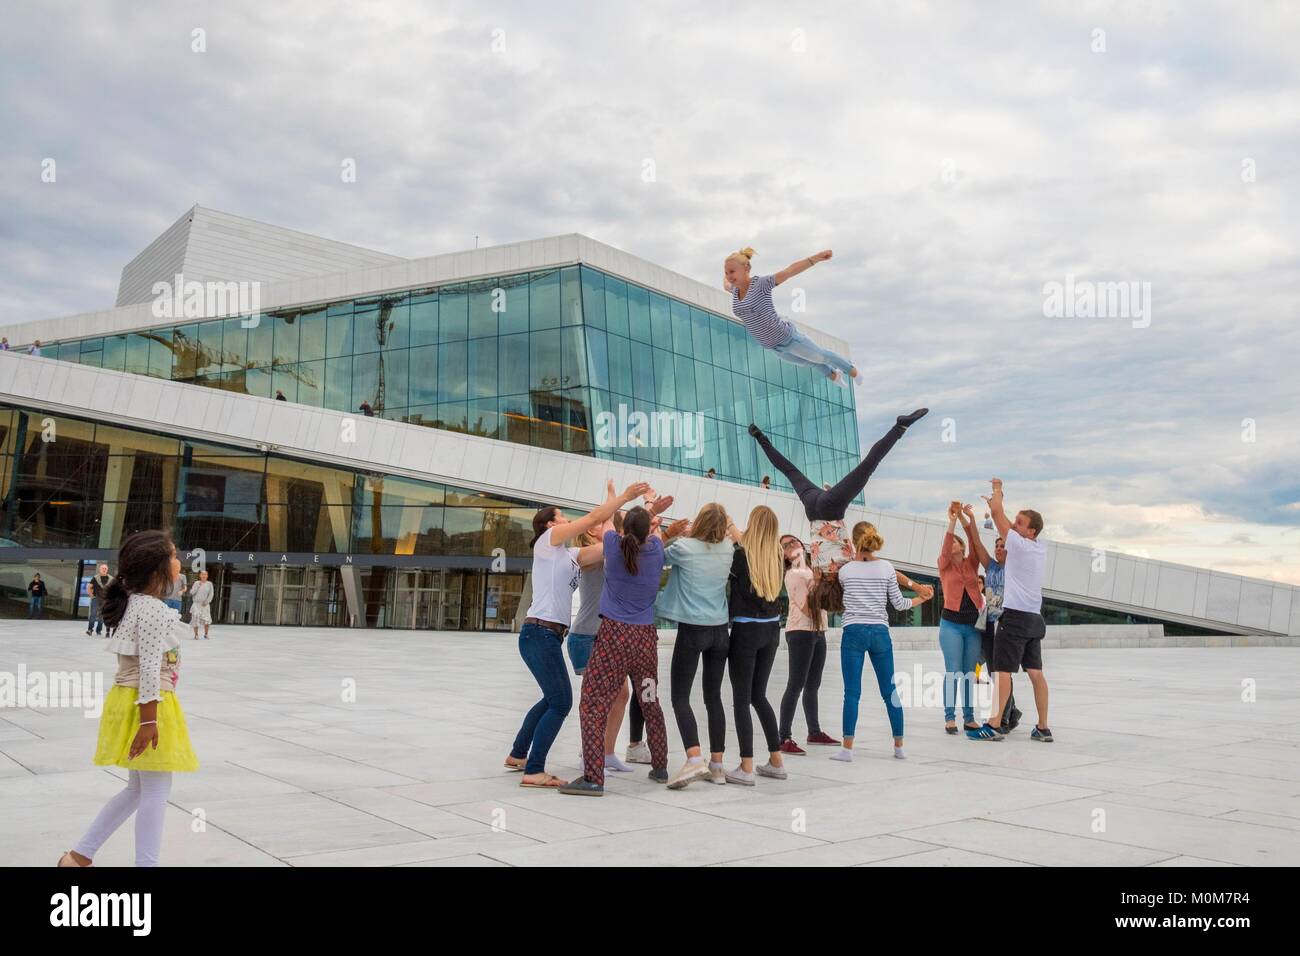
(28, 596, 43, 619)
(938, 619, 981, 723)
(771, 327, 855, 379)
(87, 597, 104, 634)
(567, 632, 595, 675)
(511, 623, 574, 774)
(841, 623, 904, 739)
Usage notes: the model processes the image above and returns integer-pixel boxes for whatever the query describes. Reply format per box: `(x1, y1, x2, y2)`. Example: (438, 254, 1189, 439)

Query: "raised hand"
(813, 249, 833, 262)
(622, 481, 651, 502)
(665, 518, 690, 539)
(648, 494, 675, 517)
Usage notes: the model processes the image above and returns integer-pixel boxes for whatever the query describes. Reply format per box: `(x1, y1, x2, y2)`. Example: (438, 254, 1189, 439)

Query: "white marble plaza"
(2, 620, 1298, 867)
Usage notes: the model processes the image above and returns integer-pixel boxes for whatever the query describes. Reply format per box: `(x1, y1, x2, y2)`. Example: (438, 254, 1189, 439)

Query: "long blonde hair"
(740, 506, 783, 601)
(725, 246, 756, 270)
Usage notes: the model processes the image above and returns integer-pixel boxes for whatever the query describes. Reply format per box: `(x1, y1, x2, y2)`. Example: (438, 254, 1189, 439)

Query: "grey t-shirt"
(571, 564, 605, 636)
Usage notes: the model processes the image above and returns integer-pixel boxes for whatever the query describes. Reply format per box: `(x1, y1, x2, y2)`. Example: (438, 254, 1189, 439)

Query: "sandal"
(503, 755, 527, 772)
(945, 722, 959, 735)
(57, 851, 91, 868)
(520, 773, 567, 789)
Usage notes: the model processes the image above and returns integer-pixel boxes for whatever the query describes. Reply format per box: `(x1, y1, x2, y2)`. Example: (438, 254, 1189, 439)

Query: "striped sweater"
(838, 559, 913, 626)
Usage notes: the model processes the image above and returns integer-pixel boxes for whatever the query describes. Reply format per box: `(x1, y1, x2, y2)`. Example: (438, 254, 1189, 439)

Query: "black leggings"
(629, 689, 645, 742)
(669, 623, 730, 754)
(754, 422, 906, 521)
(779, 630, 826, 739)
(728, 621, 781, 759)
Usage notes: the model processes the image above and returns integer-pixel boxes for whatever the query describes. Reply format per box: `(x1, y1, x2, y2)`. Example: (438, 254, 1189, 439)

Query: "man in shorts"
(968, 478, 1052, 742)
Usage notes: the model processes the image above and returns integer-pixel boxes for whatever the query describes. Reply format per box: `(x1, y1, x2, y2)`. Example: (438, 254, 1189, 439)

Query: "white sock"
(709, 760, 723, 769)
(894, 746, 906, 759)
(605, 752, 634, 772)
(830, 747, 853, 762)
(686, 755, 705, 765)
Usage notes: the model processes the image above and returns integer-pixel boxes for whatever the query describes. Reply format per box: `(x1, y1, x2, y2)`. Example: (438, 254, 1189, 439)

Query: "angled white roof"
(115, 205, 406, 307)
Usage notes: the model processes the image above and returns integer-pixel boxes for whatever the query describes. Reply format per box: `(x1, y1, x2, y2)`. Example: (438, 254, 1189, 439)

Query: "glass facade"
(44, 265, 862, 495)
(0, 404, 536, 629)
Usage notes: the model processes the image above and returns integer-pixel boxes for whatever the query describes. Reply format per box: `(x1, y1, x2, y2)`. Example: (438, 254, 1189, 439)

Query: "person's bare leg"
(740, 756, 754, 773)
(768, 750, 784, 769)
(842, 735, 854, 750)
(1026, 669, 1049, 728)
(987, 671, 1007, 727)
(604, 679, 630, 755)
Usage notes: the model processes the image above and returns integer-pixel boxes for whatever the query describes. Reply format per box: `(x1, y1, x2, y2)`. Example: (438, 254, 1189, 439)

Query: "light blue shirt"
(655, 537, 734, 626)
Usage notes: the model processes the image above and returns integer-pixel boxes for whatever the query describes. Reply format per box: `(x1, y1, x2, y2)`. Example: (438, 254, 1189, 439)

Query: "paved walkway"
(2, 622, 1298, 866)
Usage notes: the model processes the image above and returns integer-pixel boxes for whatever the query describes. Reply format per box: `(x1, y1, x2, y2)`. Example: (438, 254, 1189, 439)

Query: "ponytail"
(101, 575, 130, 630)
(619, 506, 652, 576)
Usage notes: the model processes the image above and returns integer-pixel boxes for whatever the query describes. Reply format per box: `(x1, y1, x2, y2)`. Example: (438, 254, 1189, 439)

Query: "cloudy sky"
(2, 1, 1297, 584)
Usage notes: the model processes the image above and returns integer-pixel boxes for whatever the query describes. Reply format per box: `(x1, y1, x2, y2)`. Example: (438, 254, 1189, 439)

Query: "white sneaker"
(703, 766, 727, 785)
(625, 741, 652, 764)
(894, 747, 906, 760)
(830, 748, 853, 762)
(724, 765, 756, 786)
(666, 759, 710, 790)
(757, 761, 787, 780)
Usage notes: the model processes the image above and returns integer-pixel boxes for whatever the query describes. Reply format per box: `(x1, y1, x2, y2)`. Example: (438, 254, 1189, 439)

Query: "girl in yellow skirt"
(58, 530, 199, 868)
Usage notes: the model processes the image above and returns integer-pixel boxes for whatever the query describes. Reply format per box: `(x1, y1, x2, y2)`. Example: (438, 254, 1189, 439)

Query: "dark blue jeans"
(511, 622, 574, 775)
(28, 596, 44, 619)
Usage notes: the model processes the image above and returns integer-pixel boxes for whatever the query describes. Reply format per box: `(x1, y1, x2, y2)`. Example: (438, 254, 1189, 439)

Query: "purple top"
(599, 530, 665, 625)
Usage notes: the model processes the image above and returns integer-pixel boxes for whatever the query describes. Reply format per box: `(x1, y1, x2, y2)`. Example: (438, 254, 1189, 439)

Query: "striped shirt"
(731, 274, 794, 348)
(838, 559, 913, 626)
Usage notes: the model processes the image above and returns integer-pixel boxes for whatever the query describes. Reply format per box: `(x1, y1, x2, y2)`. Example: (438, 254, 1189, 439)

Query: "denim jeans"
(87, 597, 104, 634)
(938, 619, 982, 723)
(28, 596, 43, 619)
(511, 622, 574, 774)
(771, 327, 855, 379)
(566, 632, 596, 675)
(840, 623, 904, 739)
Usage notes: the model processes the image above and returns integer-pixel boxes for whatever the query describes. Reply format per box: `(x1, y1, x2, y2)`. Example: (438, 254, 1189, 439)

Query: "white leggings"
(74, 770, 173, 867)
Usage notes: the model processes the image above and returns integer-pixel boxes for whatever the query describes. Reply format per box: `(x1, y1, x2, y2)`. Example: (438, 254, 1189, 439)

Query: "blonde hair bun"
(851, 521, 884, 554)
(726, 246, 756, 265)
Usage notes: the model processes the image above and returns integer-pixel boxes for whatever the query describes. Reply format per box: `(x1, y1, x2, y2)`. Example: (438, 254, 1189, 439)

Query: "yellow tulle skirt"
(93, 685, 200, 772)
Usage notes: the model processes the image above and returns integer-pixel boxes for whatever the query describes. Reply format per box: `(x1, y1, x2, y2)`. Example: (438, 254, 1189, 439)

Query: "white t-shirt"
(525, 527, 581, 626)
(838, 558, 912, 627)
(1003, 529, 1046, 614)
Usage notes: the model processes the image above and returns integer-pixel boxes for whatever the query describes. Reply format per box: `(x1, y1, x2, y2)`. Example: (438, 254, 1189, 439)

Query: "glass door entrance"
(257, 565, 343, 626)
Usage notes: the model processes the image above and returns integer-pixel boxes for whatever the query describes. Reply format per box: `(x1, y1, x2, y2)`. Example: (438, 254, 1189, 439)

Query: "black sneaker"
(558, 778, 605, 796)
(648, 768, 668, 784)
(1031, 726, 1054, 743)
(1008, 707, 1023, 731)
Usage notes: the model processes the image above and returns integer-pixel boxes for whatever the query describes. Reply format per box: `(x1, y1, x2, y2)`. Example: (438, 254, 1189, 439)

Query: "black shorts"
(991, 609, 1045, 673)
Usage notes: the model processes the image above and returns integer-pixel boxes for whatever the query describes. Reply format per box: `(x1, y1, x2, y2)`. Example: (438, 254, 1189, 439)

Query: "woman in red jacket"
(937, 502, 985, 734)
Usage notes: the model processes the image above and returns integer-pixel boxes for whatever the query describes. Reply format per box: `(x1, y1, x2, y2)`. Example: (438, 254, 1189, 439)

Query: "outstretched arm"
(774, 249, 832, 285)
(550, 478, 651, 548)
(938, 504, 959, 570)
(960, 504, 992, 568)
(981, 479, 1013, 540)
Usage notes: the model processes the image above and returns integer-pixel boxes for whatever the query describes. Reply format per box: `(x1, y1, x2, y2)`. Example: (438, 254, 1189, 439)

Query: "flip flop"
(503, 756, 527, 772)
(519, 774, 567, 789)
